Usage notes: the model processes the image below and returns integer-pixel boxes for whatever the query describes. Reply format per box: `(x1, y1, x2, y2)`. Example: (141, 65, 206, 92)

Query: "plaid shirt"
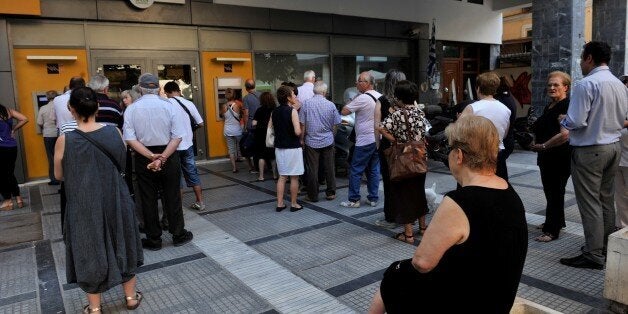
(299, 95, 342, 148)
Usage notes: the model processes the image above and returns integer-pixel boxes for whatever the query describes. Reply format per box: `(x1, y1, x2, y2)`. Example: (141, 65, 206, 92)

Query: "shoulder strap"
(74, 129, 125, 177)
(364, 92, 377, 103)
(172, 97, 197, 124)
(228, 103, 240, 122)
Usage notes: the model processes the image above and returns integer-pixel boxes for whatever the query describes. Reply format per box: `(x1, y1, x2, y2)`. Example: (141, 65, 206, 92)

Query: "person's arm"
(9, 109, 29, 137)
(53, 135, 65, 180)
(411, 196, 469, 273)
(531, 126, 569, 152)
(37, 108, 45, 128)
(374, 100, 382, 148)
(341, 106, 353, 116)
(560, 83, 590, 130)
(291, 108, 302, 137)
(242, 99, 250, 131)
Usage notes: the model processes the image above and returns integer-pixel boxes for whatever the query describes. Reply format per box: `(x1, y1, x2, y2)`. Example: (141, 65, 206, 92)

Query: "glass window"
(254, 53, 330, 95)
(443, 45, 460, 58)
(157, 64, 193, 100)
(103, 64, 141, 101)
(331, 55, 409, 106)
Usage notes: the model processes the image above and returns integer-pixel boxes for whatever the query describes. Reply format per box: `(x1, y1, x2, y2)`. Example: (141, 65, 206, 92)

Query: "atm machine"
(214, 77, 243, 121)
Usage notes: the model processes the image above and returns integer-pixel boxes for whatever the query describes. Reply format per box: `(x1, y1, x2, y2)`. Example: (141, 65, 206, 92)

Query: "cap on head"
(139, 73, 159, 89)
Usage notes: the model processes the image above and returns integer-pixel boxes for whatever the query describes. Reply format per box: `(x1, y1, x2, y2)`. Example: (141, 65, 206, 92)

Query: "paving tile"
(0, 299, 39, 314)
(0, 247, 36, 299)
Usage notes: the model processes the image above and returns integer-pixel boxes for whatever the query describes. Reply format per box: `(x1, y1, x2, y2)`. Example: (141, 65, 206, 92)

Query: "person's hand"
(530, 143, 545, 152)
(557, 114, 566, 123)
(147, 159, 163, 172)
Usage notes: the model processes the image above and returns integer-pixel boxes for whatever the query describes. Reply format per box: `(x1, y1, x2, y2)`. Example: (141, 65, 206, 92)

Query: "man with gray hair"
(299, 81, 342, 202)
(297, 70, 316, 104)
(340, 71, 382, 208)
(88, 74, 123, 129)
(123, 73, 193, 251)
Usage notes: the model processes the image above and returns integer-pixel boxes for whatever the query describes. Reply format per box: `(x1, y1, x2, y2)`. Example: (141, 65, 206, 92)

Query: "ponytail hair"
(69, 87, 99, 123)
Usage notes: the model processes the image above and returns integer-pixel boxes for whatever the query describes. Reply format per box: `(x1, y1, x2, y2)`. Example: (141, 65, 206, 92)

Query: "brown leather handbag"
(383, 108, 428, 181)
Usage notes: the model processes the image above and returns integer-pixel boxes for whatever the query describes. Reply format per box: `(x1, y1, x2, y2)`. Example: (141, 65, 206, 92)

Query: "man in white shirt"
(297, 70, 316, 104)
(460, 71, 511, 180)
(340, 71, 382, 208)
(163, 81, 206, 211)
(53, 77, 85, 130)
(123, 73, 192, 251)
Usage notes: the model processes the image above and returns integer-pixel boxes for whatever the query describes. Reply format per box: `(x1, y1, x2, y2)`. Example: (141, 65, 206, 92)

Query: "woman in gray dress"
(54, 87, 143, 313)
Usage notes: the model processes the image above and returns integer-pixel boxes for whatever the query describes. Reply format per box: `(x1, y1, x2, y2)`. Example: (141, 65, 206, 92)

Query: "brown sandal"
(394, 232, 414, 244)
(125, 291, 143, 310)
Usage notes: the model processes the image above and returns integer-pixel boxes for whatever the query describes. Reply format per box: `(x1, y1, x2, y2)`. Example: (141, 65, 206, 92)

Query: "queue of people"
(1, 39, 626, 313)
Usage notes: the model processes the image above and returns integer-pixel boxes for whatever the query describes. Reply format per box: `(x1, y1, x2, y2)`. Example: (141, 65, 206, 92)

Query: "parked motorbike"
(424, 103, 455, 168)
(514, 107, 535, 150)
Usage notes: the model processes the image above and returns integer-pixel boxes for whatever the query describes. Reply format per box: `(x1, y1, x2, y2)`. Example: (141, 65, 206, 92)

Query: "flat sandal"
(82, 305, 101, 313)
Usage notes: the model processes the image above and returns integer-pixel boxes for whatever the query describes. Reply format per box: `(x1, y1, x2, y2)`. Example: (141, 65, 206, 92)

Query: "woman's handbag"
(265, 123, 275, 148)
(383, 108, 428, 181)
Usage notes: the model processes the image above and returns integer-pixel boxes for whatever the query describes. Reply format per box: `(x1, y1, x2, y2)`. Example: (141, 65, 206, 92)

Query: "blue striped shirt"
(298, 95, 342, 148)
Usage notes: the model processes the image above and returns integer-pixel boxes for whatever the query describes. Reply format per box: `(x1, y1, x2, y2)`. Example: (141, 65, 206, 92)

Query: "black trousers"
(304, 144, 336, 200)
(135, 146, 184, 242)
(496, 149, 509, 181)
(0, 146, 20, 199)
(538, 151, 571, 237)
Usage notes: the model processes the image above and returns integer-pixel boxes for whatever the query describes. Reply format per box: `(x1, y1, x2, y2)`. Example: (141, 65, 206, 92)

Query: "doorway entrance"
(90, 50, 206, 158)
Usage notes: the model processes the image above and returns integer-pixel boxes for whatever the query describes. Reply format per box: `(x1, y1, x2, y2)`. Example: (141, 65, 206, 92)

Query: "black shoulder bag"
(74, 129, 125, 178)
(172, 97, 201, 131)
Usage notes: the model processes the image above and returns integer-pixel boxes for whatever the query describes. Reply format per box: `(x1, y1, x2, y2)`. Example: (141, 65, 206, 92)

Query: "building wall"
(214, 0, 504, 44)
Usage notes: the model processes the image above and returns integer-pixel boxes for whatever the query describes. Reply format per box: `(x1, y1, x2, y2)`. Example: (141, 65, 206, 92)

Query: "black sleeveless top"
(272, 104, 300, 149)
(436, 184, 528, 312)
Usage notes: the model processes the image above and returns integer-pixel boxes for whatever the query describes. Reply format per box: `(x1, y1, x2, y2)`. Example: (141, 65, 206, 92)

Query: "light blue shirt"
(561, 66, 628, 146)
(123, 94, 185, 146)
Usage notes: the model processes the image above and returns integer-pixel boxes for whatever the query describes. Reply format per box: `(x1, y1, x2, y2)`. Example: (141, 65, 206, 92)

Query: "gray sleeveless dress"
(63, 126, 143, 293)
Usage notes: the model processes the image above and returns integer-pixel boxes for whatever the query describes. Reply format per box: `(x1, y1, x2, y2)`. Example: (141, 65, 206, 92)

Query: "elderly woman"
(369, 115, 528, 313)
(271, 85, 303, 212)
(374, 69, 407, 229)
(54, 87, 143, 313)
(377, 80, 428, 242)
(220, 88, 244, 173)
(530, 71, 572, 242)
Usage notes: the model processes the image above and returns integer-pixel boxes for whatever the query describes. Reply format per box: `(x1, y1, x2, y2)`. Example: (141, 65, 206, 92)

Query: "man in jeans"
(340, 72, 382, 208)
(299, 81, 342, 202)
(164, 81, 206, 211)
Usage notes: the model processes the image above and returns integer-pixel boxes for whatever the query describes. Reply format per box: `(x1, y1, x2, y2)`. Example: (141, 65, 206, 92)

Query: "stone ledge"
(510, 297, 562, 314)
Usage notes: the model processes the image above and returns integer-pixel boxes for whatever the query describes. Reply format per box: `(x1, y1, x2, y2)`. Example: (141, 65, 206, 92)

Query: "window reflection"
(254, 53, 330, 94)
(331, 55, 409, 106)
(103, 64, 141, 101)
(157, 64, 193, 100)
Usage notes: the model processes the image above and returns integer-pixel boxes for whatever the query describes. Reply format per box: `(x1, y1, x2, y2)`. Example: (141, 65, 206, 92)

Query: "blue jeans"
(348, 143, 380, 202)
(178, 146, 201, 187)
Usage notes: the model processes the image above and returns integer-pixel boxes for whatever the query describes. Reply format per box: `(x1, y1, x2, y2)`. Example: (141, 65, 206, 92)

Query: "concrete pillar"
(592, 0, 627, 76)
(531, 0, 586, 115)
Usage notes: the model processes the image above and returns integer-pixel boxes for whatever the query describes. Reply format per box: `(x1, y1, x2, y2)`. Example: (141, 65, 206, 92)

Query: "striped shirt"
(95, 93, 123, 129)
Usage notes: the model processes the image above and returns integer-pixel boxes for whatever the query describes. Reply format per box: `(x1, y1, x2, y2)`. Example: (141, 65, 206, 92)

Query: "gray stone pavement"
(0, 149, 616, 313)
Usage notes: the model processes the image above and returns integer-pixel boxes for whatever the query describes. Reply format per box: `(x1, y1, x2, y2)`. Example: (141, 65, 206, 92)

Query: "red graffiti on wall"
(510, 72, 532, 106)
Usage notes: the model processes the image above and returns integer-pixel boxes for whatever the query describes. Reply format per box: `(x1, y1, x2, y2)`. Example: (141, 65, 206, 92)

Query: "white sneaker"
(340, 200, 360, 208)
(366, 200, 378, 207)
(190, 202, 206, 210)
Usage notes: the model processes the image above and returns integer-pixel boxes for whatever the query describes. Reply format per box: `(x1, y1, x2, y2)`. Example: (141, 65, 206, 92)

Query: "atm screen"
(36, 95, 48, 107)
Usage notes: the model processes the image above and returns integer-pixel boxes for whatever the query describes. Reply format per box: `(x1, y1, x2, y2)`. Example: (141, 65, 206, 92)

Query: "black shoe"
(559, 254, 603, 270)
(276, 205, 287, 212)
(48, 180, 60, 186)
(173, 230, 193, 247)
(290, 204, 303, 212)
(141, 238, 162, 251)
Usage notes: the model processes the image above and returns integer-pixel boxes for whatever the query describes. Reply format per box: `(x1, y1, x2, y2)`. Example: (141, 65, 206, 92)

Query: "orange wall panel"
(13, 48, 88, 179)
(0, 0, 41, 15)
(201, 51, 253, 158)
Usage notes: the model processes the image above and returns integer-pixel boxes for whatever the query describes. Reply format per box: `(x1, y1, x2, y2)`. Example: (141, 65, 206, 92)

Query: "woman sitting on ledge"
(368, 115, 528, 313)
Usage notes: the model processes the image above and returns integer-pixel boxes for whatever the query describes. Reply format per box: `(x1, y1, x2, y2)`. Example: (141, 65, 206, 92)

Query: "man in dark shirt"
(88, 74, 123, 129)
